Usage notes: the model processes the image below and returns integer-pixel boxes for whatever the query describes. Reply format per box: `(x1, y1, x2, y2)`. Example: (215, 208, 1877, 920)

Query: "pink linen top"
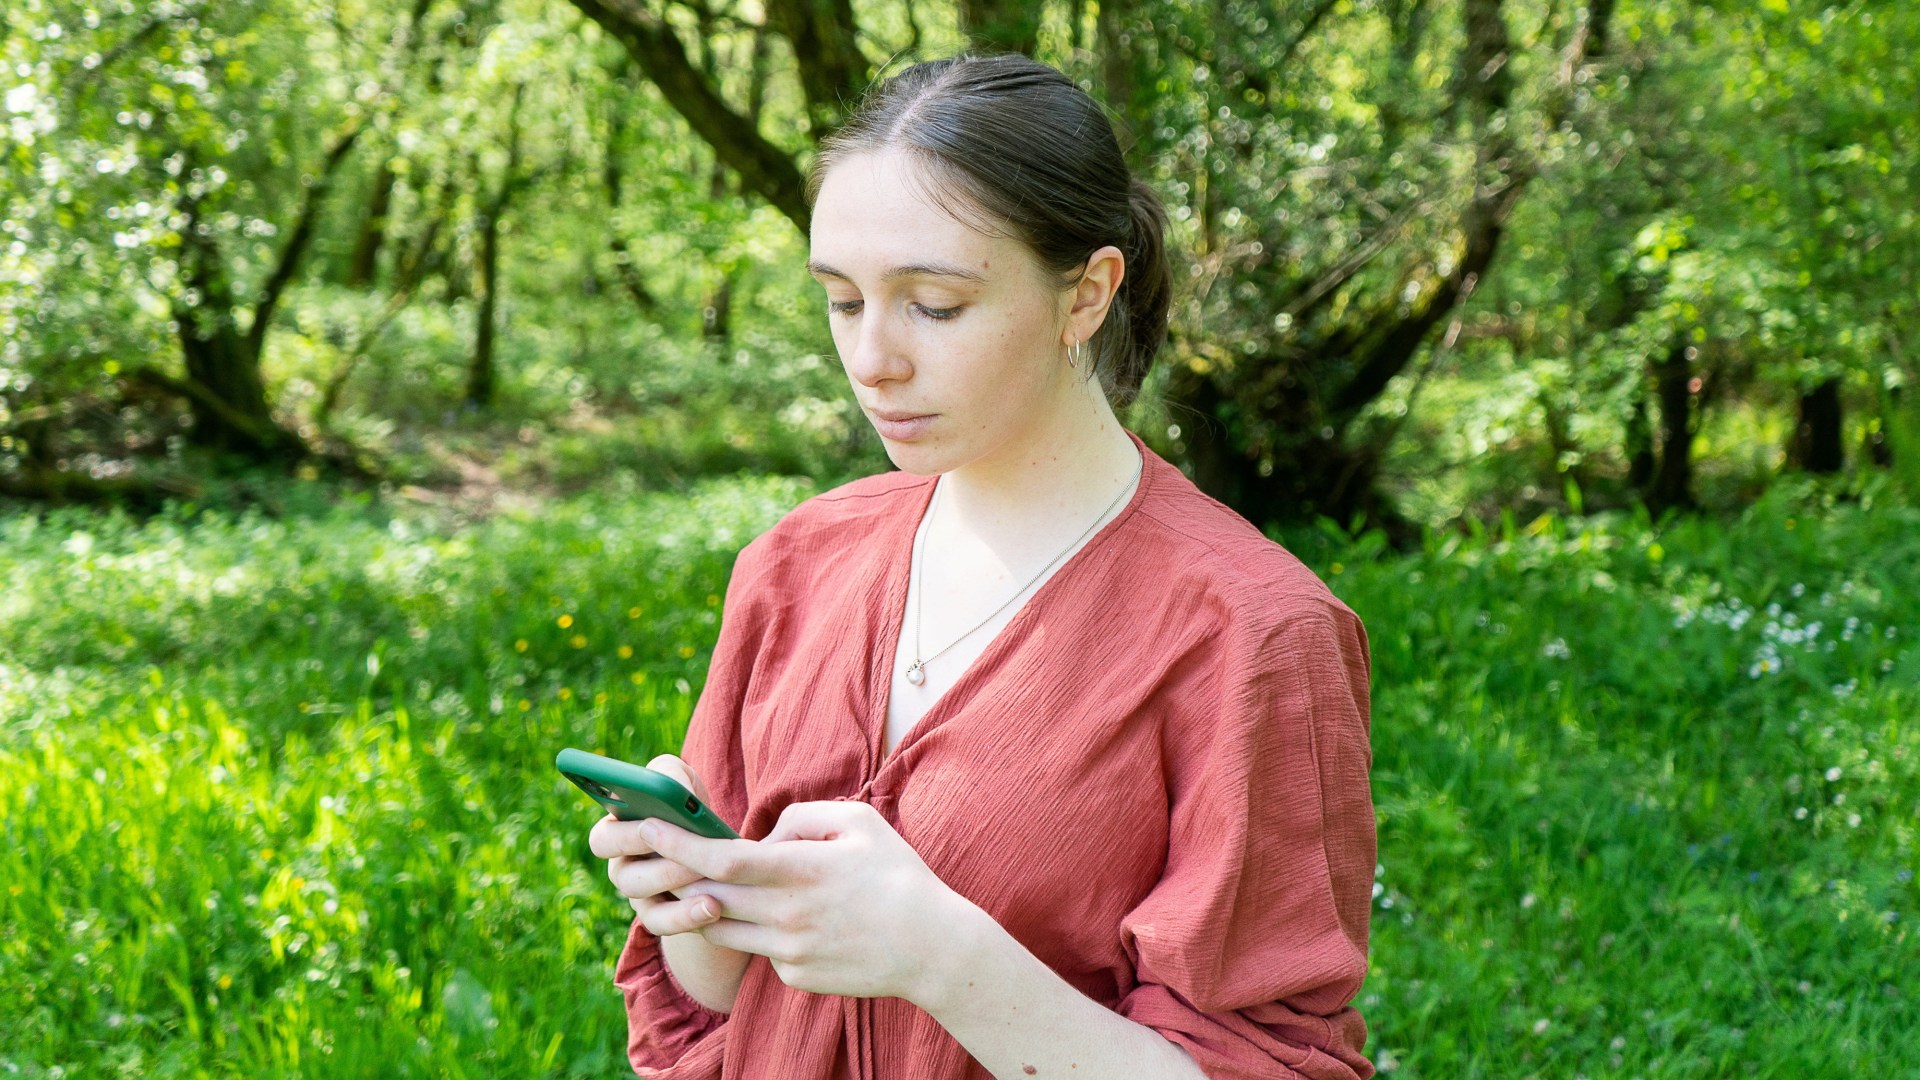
(615, 428, 1377, 1079)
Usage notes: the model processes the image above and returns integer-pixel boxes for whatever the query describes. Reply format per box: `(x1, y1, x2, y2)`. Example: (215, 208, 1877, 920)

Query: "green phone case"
(556, 747, 741, 840)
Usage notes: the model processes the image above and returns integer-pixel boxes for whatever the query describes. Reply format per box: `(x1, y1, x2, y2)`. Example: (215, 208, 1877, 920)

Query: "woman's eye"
(826, 300, 959, 321)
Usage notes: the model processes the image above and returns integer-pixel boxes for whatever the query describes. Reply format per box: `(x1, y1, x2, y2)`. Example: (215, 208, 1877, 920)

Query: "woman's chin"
(878, 438, 954, 477)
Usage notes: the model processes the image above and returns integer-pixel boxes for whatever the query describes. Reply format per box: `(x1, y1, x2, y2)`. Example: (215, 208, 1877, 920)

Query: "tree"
(568, 0, 845, 234)
(1, 0, 418, 474)
(1117, 0, 1619, 533)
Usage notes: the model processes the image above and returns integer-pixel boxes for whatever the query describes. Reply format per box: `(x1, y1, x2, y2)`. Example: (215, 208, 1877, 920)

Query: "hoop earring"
(1067, 337, 1083, 369)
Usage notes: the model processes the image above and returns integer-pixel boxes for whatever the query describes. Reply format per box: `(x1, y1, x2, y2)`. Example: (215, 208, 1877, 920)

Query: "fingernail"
(637, 821, 658, 843)
(694, 899, 716, 921)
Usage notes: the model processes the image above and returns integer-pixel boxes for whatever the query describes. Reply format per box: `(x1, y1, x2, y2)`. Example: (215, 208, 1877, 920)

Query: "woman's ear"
(1064, 245, 1126, 346)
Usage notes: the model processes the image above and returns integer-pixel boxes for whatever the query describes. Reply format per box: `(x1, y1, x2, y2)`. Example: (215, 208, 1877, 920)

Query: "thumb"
(762, 800, 866, 844)
(647, 753, 711, 804)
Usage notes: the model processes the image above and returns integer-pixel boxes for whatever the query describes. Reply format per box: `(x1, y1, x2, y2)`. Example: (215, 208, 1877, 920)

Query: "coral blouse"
(615, 429, 1377, 1079)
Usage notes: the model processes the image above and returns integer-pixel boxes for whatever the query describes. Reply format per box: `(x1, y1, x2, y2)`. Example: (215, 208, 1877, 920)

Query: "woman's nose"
(842, 310, 913, 388)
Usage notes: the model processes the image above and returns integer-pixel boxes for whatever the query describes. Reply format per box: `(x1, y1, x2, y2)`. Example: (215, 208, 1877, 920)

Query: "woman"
(588, 52, 1377, 1080)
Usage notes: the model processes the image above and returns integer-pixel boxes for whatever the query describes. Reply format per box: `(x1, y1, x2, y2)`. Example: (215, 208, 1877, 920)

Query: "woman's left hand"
(637, 799, 975, 1004)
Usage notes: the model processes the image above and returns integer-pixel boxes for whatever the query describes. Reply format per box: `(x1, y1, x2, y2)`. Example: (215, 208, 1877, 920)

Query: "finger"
(648, 753, 713, 804)
(638, 892, 726, 937)
(591, 814, 668, 860)
(675, 879, 791, 929)
(646, 754, 692, 790)
(640, 818, 780, 885)
(609, 853, 705, 901)
(689, 909, 781, 958)
(763, 799, 870, 844)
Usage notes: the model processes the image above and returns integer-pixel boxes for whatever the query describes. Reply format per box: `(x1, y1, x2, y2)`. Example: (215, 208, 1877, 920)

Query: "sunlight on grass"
(3, 473, 1916, 1076)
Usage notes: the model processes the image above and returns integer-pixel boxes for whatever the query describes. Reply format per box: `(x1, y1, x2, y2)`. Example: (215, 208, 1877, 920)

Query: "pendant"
(905, 660, 926, 686)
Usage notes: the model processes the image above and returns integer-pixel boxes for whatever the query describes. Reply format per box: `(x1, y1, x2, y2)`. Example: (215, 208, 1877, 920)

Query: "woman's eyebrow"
(806, 259, 987, 285)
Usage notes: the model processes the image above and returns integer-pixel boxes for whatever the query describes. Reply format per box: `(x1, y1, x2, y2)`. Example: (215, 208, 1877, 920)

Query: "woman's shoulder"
(1129, 456, 1361, 633)
(766, 468, 928, 541)
(732, 469, 929, 585)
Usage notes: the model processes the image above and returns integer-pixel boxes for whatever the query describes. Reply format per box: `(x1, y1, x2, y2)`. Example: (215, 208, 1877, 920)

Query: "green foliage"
(5, 3, 1917, 1075)
(265, 272, 883, 493)
(1877, 375, 1920, 504)
(5, 0, 1919, 522)
(1282, 483, 1920, 1076)
(3, 0, 380, 397)
(5, 479, 1917, 1075)
(1404, 0, 1920, 515)
(0, 475, 811, 1076)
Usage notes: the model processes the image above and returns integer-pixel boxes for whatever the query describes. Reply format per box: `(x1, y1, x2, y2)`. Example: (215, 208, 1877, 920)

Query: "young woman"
(587, 53, 1377, 1080)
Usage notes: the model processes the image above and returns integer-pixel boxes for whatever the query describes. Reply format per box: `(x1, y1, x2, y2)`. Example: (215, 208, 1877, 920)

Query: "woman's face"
(807, 149, 1087, 476)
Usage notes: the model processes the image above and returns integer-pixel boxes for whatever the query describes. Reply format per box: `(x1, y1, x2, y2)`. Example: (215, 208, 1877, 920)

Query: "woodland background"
(3, 1, 1916, 1077)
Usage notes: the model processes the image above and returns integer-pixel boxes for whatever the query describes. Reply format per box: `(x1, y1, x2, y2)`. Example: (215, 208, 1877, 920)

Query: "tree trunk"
(1788, 375, 1844, 473)
(1163, 357, 1400, 533)
(603, 90, 661, 315)
(179, 324, 281, 454)
(442, 245, 472, 302)
(465, 85, 528, 410)
(1539, 388, 1585, 494)
(702, 276, 733, 344)
(1866, 384, 1898, 467)
(1625, 392, 1655, 491)
(762, 0, 869, 140)
(1096, 0, 1143, 145)
(572, 0, 817, 231)
(1163, 362, 1261, 516)
(317, 203, 450, 425)
(159, 120, 361, 460)
(1646, 337, 1697, 514)
(346, 158, 396, 288)
(344, 0, 437, 290)
(171, 195, 303, 459)
(1157, 0, 1609, 533)
(467, 205, 501, 409)
(702, 148, 737, 343)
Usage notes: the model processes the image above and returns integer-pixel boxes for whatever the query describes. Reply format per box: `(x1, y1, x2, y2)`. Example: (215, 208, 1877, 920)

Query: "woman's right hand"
(588, 753, 725, 936)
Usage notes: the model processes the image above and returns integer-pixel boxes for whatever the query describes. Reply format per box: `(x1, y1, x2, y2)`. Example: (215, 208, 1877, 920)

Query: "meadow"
(2, 473, 1915, 1078)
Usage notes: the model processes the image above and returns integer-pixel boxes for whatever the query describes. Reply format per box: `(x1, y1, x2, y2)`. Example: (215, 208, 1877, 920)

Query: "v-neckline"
(861, 429, 1156, 781)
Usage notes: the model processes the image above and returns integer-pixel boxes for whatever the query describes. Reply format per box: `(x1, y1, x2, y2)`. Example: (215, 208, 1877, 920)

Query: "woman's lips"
(869, 412, 936, 442)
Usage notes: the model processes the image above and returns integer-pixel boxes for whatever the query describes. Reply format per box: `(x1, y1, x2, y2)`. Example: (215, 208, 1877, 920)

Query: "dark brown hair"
(805, 53, 1172, 410)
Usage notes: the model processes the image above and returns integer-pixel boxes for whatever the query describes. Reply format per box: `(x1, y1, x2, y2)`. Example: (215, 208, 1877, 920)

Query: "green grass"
(0, 475, 811, 1077)
(1292, 477, 1920, 1078)
(3, 473, 1915, 1077)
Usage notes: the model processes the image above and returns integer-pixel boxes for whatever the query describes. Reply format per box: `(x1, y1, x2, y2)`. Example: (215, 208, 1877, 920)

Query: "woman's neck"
(932, 387, 1142, 551)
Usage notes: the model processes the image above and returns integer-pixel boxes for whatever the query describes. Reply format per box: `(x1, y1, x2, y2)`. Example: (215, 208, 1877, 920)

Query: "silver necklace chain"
(904, 450, 1144, 687)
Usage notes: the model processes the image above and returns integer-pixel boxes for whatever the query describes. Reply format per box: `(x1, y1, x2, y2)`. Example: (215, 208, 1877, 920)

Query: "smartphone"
(556, 747, 741, 840)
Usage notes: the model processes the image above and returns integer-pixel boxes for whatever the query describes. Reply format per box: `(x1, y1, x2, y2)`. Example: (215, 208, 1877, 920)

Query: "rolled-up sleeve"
(615, 538, 769, 1076)
(1116, 605, 1377, 1080)
(614, 925, 731, 1077)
